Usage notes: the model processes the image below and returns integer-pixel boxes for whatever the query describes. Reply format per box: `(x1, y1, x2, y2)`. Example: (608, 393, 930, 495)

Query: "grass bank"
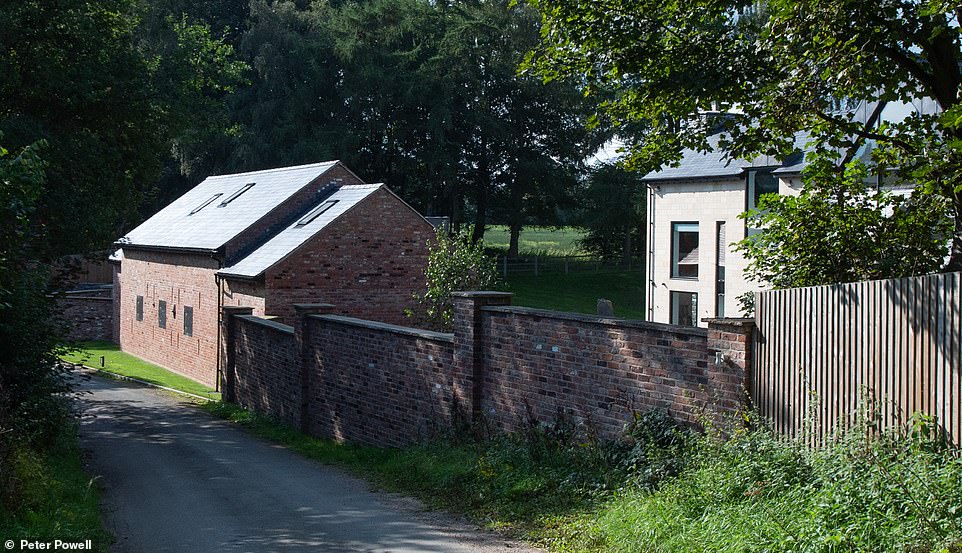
(60, 341, 219, 400)
(0, 426, 110, 552)
(203, 402, 962, 552)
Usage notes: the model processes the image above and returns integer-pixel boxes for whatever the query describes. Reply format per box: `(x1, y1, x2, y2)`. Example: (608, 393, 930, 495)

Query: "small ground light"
(100, 356, 105, 368)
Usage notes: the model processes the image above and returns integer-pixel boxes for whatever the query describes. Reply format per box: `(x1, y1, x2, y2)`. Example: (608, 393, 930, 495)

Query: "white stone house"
(641, 97, 936, 327)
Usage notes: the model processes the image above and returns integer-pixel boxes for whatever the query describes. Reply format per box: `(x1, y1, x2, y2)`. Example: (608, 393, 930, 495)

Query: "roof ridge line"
(207, 160, 339, 180)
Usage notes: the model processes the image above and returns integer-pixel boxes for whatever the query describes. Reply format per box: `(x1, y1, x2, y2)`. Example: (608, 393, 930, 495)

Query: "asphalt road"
(77, 374, 541, 553)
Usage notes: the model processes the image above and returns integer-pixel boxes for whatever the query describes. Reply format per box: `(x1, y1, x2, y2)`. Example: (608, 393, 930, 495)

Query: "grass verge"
(0, 426, 110, 552)
(505, 271, 644, 319)
(203, 402, 962, 553)
(60, 341, 219, 400)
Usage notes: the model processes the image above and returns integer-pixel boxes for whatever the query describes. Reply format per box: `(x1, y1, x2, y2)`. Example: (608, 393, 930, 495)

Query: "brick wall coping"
(451, 291, 515, 299)
(702, 317, 755, 327)
(481, 305, 710, 338)
(236, 314, 295, 335)
(310, 314, 455, 343)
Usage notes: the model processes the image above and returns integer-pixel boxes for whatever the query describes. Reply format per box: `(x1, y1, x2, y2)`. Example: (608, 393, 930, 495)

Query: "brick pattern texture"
(57, 295, 113, 341)
(223, 295, 754, 447)
(227, 314, 300, 427)
(115, 250, 228, 387)
(263, 187, 433, 326)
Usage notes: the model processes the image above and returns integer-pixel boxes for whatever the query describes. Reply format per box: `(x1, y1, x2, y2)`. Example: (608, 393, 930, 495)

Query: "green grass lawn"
(505, 270, 645, 319)
(61, 341, 219, 400)
(482, 225, 587, 256)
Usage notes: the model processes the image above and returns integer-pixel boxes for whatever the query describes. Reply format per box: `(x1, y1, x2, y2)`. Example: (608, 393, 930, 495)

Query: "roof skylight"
(219, 183, 255, 207)
(296, 200, 339, 227)
(189, 193, 223, 215)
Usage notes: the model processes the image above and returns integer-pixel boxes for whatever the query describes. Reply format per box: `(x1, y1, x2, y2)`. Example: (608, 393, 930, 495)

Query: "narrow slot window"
(219, 183, 255, 207)
(158, 300, 167, 329)
(135, 295, 144, 322)
(183, 306, 193, 337)
(190, 193, 223, 215)
(296, 200, 339, 227)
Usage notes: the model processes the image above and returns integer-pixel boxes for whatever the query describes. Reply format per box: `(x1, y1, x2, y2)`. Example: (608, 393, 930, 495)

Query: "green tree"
(737, 159, 951, 289)
(577, 162, 646, 264)
(0, 142, 71, 502)
(526, 0, 962, 275)
(407, 228, 502, 331)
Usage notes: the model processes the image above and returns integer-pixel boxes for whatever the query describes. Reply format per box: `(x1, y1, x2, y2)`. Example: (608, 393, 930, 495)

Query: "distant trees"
(223, 0, 603, 244)
(578, 163, 646, 264)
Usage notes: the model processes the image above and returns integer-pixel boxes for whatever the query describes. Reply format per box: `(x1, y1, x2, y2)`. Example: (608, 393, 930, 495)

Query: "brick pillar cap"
(451, 291, 514, 299)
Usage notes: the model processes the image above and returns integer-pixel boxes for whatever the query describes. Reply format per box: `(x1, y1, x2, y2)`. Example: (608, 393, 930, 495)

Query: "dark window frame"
(158, 300, 167, 329)
(183, 305, 193, 337)
(135, 295, 144, 322)
(670, 291, 698, 327)
(671, 222, 699, 280)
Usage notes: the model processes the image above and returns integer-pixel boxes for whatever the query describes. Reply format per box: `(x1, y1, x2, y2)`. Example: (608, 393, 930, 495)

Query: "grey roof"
(643, 132, 810, 182)
(117, 161, 342, 251)
(217, 184, 384, 278)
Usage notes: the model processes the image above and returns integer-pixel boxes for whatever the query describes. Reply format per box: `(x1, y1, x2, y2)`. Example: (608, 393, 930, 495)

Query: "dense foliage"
(577, 163, 646, 264)
(738, 159, 952, 289)
(527, 0, 962, 281)
(0, 143, 72, 505)
(407, 228, 502, 330)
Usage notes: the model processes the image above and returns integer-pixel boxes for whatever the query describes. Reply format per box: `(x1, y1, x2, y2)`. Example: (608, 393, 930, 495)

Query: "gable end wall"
(263, 187, 433, 325)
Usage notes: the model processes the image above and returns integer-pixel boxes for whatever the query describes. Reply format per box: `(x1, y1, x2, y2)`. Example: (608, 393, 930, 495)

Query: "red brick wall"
(222, 278, 267, 316)
(476, 306, 715, 437)
(264, 187, 433, 325)
(224, 164, 364, 262)
(303, 315, 457, 447)
(56, 295, 113, 341)
(223, 295, 753, 447)
(227, 314, 300, 427)
(116, 250, 265, 387)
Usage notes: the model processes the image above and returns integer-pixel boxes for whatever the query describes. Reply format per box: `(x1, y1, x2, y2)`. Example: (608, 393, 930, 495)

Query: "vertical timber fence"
(754, 271, 962, 445)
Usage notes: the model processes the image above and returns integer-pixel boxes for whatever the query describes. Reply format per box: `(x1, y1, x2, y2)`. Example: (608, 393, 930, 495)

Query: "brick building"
(112, 161, 433, 388)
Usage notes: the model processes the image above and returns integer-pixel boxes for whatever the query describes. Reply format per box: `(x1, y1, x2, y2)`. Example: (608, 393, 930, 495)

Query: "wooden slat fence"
(753, 271, 962, 445)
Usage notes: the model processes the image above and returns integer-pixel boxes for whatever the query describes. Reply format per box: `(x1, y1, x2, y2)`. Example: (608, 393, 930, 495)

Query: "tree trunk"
(508, 222, 522, 257)
(621, 229, 632, 267)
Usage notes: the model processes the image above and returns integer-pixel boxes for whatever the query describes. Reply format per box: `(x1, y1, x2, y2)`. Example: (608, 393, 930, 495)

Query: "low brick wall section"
(228, 315, 299, 427)
(223, 293, 753, 447)
(305, 315, 456, 447)
(57, 294, 114, 341)
(478, 306, 728, 438)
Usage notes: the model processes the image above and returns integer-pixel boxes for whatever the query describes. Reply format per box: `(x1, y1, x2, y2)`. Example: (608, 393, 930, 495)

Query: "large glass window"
(671, 222, 699, 279)
(747, 170, 778, 211)
(670, 291, 698, 327)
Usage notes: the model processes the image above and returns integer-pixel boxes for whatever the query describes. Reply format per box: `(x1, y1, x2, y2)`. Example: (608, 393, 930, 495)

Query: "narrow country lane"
(77, 374, 541, 553)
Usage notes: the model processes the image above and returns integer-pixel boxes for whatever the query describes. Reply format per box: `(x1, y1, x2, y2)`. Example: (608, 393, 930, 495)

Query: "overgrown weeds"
(204, 400, 962, 552)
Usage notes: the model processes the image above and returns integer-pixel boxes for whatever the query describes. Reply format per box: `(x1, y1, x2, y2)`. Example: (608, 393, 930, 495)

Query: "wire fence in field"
(495, 254, 644, 277)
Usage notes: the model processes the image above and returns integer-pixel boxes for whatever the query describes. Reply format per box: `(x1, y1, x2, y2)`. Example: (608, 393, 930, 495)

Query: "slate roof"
(642, 132, 811, 182)
(216, 184, 385, 278)
(117, 161, 343, 252)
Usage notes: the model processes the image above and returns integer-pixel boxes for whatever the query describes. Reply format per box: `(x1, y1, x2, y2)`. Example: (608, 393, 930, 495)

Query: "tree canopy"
(527, 0, 962, 278)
